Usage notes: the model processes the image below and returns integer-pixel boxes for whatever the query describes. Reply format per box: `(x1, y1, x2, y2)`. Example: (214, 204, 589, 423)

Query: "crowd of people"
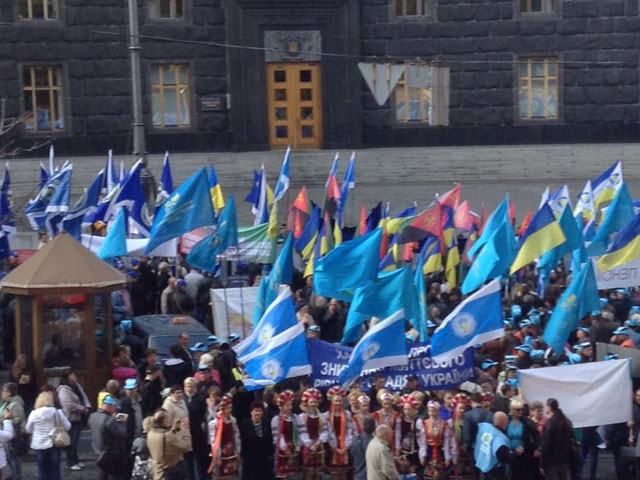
(0, 245, 639, 480)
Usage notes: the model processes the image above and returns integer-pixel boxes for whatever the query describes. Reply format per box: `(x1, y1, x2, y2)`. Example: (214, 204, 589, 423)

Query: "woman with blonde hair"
(25, 391, 71, 480)
(507, 398, 540, 480)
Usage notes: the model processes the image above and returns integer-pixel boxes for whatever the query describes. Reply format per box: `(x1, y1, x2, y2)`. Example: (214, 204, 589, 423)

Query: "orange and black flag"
(437, 184, 462, 209)
(399, 203, 443, 245)
(357, 206, 367, 236)
(323, 175, 341, 219)
(287, 186, 311, 240)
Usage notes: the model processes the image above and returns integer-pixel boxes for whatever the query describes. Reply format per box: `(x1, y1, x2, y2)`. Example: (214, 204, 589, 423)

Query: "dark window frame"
(513, 54, 563, 124)
(389, 0, 437, 22)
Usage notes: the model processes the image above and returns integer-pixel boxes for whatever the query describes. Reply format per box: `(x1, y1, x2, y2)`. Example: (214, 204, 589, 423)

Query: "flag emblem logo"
(261, 359, 282, 380)
(361, 342, 381, 361)
(452, 314, 477, 338)
(561, 294, 577, 312)
(259, 325, 275, 345)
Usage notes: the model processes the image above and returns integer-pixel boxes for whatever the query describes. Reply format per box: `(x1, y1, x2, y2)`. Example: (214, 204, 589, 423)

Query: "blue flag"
(61, 169, 105, 239)
(338, 152, 356, 226)
(294, 206, 321, 255)
(461, 219, 515, 295)
(342, 267, 419, 344)
(38, 162, 49, 190)
(313, 228, 382, 301)
(431, 279, 504, 362)
(160, 151, 174, 198)
(240, 322, 311, 390)
(145, 168, 215, 254)
(105, 160, 150, 237)
(339, 309, 408, 387)
(587, 183, 634, 256)
(97, 208, 128, 260)
(25, 164, 73, 232)
(467, 195, 509, 259)
(186, 196, 238, 272)
(538, 206, 585, 273)
(105, 149, 117, 194)
(234, 286, 298, 358)
(274, 146, 291, 202)
(252, 232, 294, 325)
(414, 252, 428, 342)
(543, 261, 599, 353)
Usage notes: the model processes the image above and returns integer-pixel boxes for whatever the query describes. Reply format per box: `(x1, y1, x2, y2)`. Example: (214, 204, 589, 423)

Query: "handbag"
(51, 410, 71, 448)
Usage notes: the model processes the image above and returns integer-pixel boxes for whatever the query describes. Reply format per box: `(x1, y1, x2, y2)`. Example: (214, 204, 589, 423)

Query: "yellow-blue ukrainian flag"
(510, 204, 566, 274)
(208, 166, 225, 213)
(421, 237, 443, 275)
(598, 213, 640, 272)
(592, 161, 623, 212)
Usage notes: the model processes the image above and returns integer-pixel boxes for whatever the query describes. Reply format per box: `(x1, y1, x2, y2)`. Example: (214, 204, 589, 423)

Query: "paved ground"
(8, 143, 640, 232)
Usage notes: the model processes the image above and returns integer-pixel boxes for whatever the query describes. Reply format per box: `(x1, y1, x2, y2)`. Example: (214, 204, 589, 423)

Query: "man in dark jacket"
(239, 401, 274, 480)
(164, 345, 192, 388)
(88, 395, 128, 480)
(351, 416, 375, 480)
(464, 392, 494, 452)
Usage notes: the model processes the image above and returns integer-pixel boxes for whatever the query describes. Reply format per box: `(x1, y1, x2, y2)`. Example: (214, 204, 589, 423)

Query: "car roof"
(132, 315, 211, 337)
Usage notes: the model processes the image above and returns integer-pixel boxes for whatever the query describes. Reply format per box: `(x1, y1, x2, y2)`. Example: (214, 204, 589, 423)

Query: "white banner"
(81, 235, 177, 257)
(210, 287, 258, 341)
(593, 257, 640, 290)
(519, 359, 632, 428)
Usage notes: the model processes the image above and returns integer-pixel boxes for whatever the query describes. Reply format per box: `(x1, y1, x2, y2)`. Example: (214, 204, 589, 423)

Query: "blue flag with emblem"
(252, 232, 294, 325)
(414, 251, 429, 342)
(339, 309, 408, 387)
(313, 228, 382, 302)
(145, 168, 215, 254)
(25, 163, 73, 232)
(241, 322, 311, 390)
(543, 261, 599, 353)
(186, 195, 238, 273)
(61, 169, 105, 239)
(105, 160, 151, 237)
(274, 146, 291, 202)
(97, 207, 128, 260)
(159, 151, 173, 200)
(431, 279, 504, 363)
(467, 195, 509, 259)
(38, 162, 49, 190)
(234, 286, 298, 358)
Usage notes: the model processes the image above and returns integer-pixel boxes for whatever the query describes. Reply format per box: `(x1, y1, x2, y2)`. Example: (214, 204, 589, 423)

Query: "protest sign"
(593, 257, 640, 290)
(307, 340, 475, 390)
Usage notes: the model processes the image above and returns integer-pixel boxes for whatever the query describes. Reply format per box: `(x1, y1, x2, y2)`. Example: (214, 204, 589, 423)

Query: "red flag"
(291, 186, 311, 214)
(402, 242, 415, 262)
(517, 210, 533, 237)
(508, 201, 516, 225)
(358, 206, 367, 235)
(399, 204, 443, 244)
(438, 184, 462, 208)
(454, 200, 475, 232)
(287, 186, 311, 239)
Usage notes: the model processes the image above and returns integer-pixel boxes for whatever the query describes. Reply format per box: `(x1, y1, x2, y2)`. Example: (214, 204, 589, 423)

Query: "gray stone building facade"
(1, 0, 639, 154)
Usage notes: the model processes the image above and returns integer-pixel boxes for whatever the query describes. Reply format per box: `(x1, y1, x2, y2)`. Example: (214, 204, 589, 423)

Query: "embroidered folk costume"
(271, 390, 299, 479)
(417, 401, 454, 480)
(324, 386, 354, 480)
(394, 394, 420, 475)
(208, 394, 241, 480)
(297, 388, 328, 480)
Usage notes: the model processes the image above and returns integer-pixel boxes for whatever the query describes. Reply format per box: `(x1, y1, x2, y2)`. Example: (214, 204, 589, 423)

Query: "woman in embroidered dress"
(394, 394, 420, 476)
(449, 393, 472, 480)
(372, 390, 398, 431)
(324, 386, 354, 480)
(297, 388, 327, 480)
(208, 394, 240, 479)
(351, 394, 371, 435)
(417, 400, 454, 480)
(271, 390, 299, 479)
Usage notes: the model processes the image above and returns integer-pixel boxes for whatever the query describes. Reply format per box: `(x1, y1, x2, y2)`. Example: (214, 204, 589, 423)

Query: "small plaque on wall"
(200, 95, 227, 111)
(264, 30, 322, 63)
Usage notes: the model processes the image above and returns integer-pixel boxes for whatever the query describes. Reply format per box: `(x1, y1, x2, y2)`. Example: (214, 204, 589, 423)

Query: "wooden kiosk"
(0, 233, 127, 400)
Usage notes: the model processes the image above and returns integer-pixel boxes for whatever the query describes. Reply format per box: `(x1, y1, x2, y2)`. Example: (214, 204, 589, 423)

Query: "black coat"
(541, 413, 574, 468)
(464, 406, 493, 450)
(184, 391, 208, 450)
(239, 417, 274, 480)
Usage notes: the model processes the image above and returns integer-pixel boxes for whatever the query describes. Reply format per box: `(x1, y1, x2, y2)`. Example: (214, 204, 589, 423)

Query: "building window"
(519, 0, 556, 14)
(395, 0, 432, 16)
(151, 64, 191, 128)
(18, 0, 58, 20)
(22, 65, 65, 132)
(148, 0, 184, 19)
(395, 69, 432, 123)
(517, 58, 559, 120)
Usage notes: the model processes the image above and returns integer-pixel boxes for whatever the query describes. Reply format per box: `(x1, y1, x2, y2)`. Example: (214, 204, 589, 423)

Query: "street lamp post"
(127, 0, 145, 157)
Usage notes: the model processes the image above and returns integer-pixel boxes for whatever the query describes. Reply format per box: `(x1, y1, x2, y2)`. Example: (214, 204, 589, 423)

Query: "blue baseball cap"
(604, 353, 620, 361)
(206, 335, 220, 346)
(124, 379, 138, 390)
(614, 327, 631, 336)
(308, 325, 321, 333)
(531, 349, 545, 361)
(577, 327, 591, 335)
(511, 305, 522, 320)
(481, 360, 498, 370)
(568, 353, 582, 365)
(426, 320, 437, 328)
(102, 395, 118, 406)
(120, 320, 133, 332)
(515, 344, 532, 354)
(189, 342, 207, 353)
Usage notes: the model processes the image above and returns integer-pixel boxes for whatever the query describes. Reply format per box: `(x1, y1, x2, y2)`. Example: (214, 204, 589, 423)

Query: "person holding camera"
(88, 394, 129, 480)
(147, 408, 192, 480)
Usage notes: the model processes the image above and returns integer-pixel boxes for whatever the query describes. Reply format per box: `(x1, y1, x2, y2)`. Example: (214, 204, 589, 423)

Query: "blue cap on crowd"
(504, 354, 517, 363)
(519, 319, 531, 328)
(189, 342, 207, 353)
(511, 305, 522, 320)
(405, 333, 416, 342)
(599, 298, 609, 307)
(614, 327, 631, 336)
(177, 279, 186, 288)
(124, 379, 138, 390)
(626, 317, 640, 328)
(616, 288, 627, 295)
(228, 333, 240, 344)
(120, 320, 133, 332)
(631, 306, 640, 315)
(591, 309, 601, 316)
(577, 326, 591, 335)
(531, 349, 545, 362)
(102, 395, 118, 406)
(481, 360, 498, 370)
(604, 353, 620, 361)
(426, 320, 437, 328)
(505, 363, 518, 371)
(506, 378, 519, 388)
(568, 353, 582, 365)
(515, 344, 532, 354)
(131, 258, 140, 266)
(207, 335, 220, 346)
(198, 363, 210, 371)
(308, 325, 321, 333)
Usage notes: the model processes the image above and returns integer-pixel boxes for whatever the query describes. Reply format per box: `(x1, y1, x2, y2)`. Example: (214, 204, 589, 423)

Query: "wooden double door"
(267, 63, 323, 149)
